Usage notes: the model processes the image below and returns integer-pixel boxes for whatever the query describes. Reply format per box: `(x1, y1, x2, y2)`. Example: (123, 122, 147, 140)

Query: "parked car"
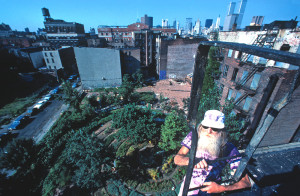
(7, 115, 28, 131)
(25, 109, 33, 117)
(72, 82, 78, 88)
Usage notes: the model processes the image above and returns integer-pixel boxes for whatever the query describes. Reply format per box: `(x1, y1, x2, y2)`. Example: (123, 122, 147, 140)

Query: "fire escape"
(233, 29, 279, 110)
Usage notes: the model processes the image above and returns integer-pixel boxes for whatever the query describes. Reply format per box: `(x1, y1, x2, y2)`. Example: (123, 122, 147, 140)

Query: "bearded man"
(174, 110, 251, 195)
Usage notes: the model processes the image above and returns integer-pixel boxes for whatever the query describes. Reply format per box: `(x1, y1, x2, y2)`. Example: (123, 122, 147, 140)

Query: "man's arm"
(201, 174, 252, 193)
(174, 146, 209, 169)
(174, 146, 190, 166)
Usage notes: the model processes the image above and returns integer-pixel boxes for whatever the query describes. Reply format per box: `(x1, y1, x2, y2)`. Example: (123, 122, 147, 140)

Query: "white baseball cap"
(201, 110, 225, 129)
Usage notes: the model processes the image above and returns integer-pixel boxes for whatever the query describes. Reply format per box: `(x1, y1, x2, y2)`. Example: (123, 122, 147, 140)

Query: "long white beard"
(197, 130, 222, 157)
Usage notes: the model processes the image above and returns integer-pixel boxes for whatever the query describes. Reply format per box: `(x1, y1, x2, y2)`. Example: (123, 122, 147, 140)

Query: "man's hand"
(200, 182, 226, 193)
(194, 159, 208, 170)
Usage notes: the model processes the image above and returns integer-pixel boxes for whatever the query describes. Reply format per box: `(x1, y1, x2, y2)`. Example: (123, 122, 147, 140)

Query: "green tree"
(113, 104, 159, 143)
(0, 139, 38, 171)
(159, 111, 189, 151)
(61, 80, 81, 110)
(119, 74, 135, 104)
(201, 47, 221, 96)
(66, 130, 111, 190)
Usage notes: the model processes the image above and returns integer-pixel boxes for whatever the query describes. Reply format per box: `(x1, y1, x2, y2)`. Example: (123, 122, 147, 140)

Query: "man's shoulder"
(223, 142, 240, 157)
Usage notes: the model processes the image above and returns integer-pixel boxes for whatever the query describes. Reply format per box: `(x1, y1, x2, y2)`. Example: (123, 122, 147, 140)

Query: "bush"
(138, 180, 174, 192)
(106, 183, 120, 195)
(113, 104, 160, 143)
(158, 111, 188, 152)
(104, 133, 116, 146)
(116, 140, 133, 158)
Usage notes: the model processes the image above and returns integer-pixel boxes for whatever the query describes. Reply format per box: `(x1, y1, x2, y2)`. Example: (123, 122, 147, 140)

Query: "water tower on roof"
(42, 8, 52, 21)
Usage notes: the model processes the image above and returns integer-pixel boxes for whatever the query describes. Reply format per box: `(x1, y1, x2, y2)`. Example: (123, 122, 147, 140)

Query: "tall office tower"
(250, 16, 264, 26)
(205, 19, 213, 28)
(177, 21, 180, 31)
(236, 0, 247, 29)
(194, 19, 201, 34)
(227, 2, 236, 15)
(185, 18, 193, 34)
(173, 20, 177, 28)
(162, 19, 168, 28)
(215, 15, 221, 29)
(141, 14, 153, 28)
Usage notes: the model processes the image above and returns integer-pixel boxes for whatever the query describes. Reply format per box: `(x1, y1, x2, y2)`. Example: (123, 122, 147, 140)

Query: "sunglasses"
(201, 125, 223, 132)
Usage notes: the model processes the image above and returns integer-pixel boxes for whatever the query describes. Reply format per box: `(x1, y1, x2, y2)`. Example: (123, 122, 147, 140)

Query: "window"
(231, 68, 239, 82)
(234, 51, 239, 59)
(243, 97, 252, 112)
(46, 58, 50, 63)
(50, 52, 53, 57)
(44, 53, 48, 57)
(54, 66, 56, 69)
(223, 65, 229, 77)
(234, 91, 242, 102)
(250, 73, 261, 90)
(259, 57, 267, 64)
(247, 55, 254, 63)
(227, 89, 233, 100)
(227, 49, 233, 58)
(240, 71, 249, 85)
(49, 66, 52, 69)
(52, 58, 55, 63)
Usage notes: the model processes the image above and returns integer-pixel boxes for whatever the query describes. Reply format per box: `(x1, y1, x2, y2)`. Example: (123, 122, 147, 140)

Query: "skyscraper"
(250, 16, 264, 26)
(141, 14, 153, 28)
(194, 19, 201, 35)
(215, 15, 221, 29)
(223, 0, 247, 31)
(185, 18, 193, 34)
(236, 0, 247, 29)
(162, 19, 168, 28)
(205, 19, 213, 28)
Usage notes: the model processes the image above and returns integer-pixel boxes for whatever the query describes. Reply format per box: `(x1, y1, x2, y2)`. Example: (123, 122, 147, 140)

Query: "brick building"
(97, 23, 150, 47)
(156, 37, 207, 80)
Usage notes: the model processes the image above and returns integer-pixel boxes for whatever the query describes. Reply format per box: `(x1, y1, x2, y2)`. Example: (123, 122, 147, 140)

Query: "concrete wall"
(121, 48, 141, 75)
(74, 47, 122, 89)
(29, 51, 44, 69)
(158, 38, 207, 80)
(167, 44, 198, 79)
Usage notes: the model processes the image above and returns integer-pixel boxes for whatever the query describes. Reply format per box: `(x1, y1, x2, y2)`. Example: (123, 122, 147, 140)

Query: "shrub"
(116, 140, 133, 158)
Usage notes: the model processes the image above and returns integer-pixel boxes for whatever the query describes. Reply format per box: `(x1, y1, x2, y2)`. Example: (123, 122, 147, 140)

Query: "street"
(15, 99, 68, 143)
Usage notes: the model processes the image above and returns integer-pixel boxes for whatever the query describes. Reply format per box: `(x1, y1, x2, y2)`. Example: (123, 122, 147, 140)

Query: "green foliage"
(104, 133, 116, 146)
(138, 180, 174, 192)
(0, 139, 38, 171)
(119, 74, 135, 104)
(197, 85, 221, 122)
(113, 104, 160, 143)
(158, 111, 188, 151)
(201, 47, 221, 96)
(42, 155, 72, 196)
(0, 85, 49, 118)
(172, 167, 186, 183)
(116, 140, 134, 158)
(61, 80, 81, 110)
(107, 183, 120, 195)
(87, 95, 100, 108)
(129, 190, 144, 196)
(66, 129, 111, 190)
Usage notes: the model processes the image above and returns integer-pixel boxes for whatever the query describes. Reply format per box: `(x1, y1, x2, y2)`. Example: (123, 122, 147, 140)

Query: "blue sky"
(1, 0, 299, 32)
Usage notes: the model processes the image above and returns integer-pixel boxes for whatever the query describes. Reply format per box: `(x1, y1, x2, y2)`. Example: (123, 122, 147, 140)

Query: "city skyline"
(0, 0, 299, 32)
